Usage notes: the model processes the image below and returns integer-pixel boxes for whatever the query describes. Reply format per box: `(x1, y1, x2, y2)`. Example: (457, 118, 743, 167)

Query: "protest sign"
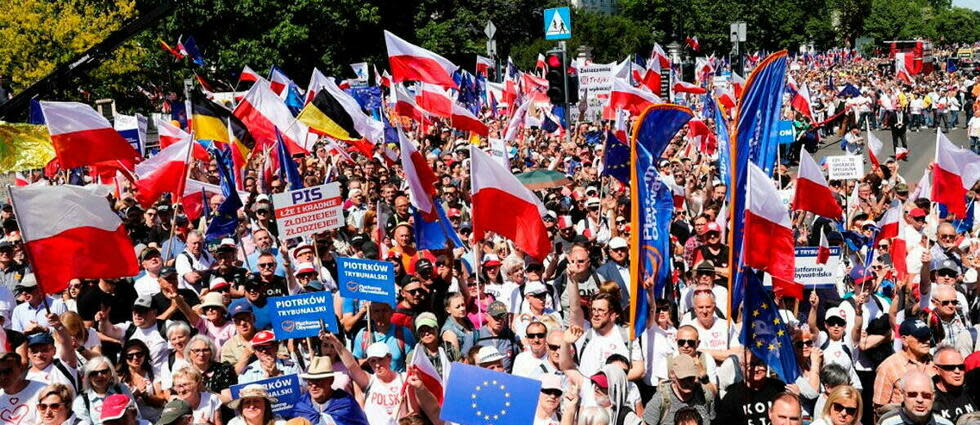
(230, 374, 301, 415)
(488, 138, 508, 169)
(764, 246, 842, 289)
(826, 155, 864, 180)
(577, 63, 614, 121)
(269, 292, 339, 339)
(272, 183, 343, 239)
(777, 120, 795, 145)
(337, 257, 396, 305)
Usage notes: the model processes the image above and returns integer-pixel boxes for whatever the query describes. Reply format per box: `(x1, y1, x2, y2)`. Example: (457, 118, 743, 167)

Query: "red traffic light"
(547, 54, 562, 68)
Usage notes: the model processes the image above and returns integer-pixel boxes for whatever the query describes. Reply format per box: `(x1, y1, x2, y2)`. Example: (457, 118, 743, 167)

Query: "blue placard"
(268, 292, 339, 339)
(230, 374, 301, 415)
(544, 7, 572, 40)
(777, 120, 795, 145)
(337, 257, 396, 305)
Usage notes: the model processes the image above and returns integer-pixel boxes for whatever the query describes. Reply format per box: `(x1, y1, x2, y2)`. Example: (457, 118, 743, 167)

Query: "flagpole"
(165, 130, 197, 263)
(5, 185, 50, 315)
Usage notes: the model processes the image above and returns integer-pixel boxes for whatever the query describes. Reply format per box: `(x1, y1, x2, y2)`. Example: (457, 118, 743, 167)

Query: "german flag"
(296, 89, 362, 141)
(190, 91, 255, 151)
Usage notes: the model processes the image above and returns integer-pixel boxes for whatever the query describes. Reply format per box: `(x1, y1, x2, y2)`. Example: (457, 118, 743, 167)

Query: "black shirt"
(151, 289, 201, 324)
(933, 384, 976, 423)
(77, 282, 138, 323)
(214, 266, 249, 288)
(248, 273, 288, 298)
(717, 378, 786, 425)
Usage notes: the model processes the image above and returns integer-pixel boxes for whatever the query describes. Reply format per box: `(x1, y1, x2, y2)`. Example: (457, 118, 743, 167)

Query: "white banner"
(272, 183, 344, 239)
(764, 246, 842, 289)
(577, 62, 615, 122)
(488, 138, 509, 169)
(826, 154, 864, 180)
(351, 62, 369, 83)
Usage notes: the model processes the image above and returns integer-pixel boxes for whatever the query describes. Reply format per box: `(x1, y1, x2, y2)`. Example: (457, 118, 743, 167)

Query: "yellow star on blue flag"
(441, 362, 540, 425)
(738, 270, 801, 384)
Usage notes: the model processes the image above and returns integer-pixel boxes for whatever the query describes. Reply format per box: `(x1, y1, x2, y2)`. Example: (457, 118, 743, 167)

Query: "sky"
(953, 0, 980, 10)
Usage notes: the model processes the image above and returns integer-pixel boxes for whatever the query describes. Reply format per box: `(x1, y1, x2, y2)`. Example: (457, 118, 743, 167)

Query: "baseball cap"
(895, 183, 909, 194)
(966, 351, 980, 372)
(524, 281, 548, 296)
(14, 274, 37, 292)
(541, 375, 563, 392)
(608, 237, 628, 250)
(590, 373, 609, 390)
(447, 208, 462, 218)
(909, 208, 927, 218)
(100, 394, 133, 421)
(250, 330, 277, 347)
(174, 215, 190, 227)
(694, 261, 715, 275)
(293, 263, 317, 276)
(825, 307, 847, 321)
(27, 332, 54, 347)
(414, 312, 439, 331)
(228, 299, 253, 317)
(157, 399, 193, 425)
(366, 342, 390, 359)
(936, 259, 959, 274)
(209, 277, 231, 291)
(482, 254, 501, 267)
(669, 354, 699, 379)
(585, 198, 600, 208)
(139, 247, 161, 261)
(477, 346, 505, 364)
(133, 294, 155, 310)
(899, 319, 932, 339)
(487, 301, 508, 318)
(291, 244, 314, 259)
(585, 186, 599, 195)
(349, 234, 368, 249)
(705, 222, 722, 233)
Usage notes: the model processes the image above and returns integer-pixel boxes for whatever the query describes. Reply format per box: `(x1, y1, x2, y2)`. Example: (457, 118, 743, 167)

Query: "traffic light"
(545, 50, 565, 104)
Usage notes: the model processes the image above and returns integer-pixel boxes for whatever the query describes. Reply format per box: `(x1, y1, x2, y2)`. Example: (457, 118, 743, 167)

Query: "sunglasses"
(89, 368, 112, 377)
(831, 402, 858, 416)
(547, 344, 561, 351)
(258, 263, 276, 269)
(939, 234, 957, 240)
(905, 391, 934, 400)
(913, 216, 926, 222)
(878, 244, 889, 249)
(939, 299, 959, 306)
(529, 292, 547, 299)
(125, 352, 145, 360)
(937, 270, 959, 278)
(706, 232, 720, 238)
(826, 318, 846, 327)
(526, 332, 546, 340)
(37, 402, 64, 411)
(794, 340, 814, 348)
(407, 288, 428, 296)
(254, 344, 278, 352)
(677, 339, 698, 348)
(541, 389, 563, 397)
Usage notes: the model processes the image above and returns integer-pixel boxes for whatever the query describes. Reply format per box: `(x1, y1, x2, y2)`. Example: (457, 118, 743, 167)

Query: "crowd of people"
(1, 50, 980, 425)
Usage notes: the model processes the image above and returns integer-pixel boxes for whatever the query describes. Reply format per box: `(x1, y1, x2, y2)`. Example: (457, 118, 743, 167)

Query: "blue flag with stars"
(205, 148, 242, 241)
(739, 271, 801, 384)
(441, 362, 539, 425)
(602, 131, 630, 184)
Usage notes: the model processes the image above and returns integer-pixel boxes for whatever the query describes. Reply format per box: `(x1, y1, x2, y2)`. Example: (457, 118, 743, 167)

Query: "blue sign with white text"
(338, 257, 396, 305)
(268, 292, 339, 339)
(544, 7, 572, 40)
(777, 120, 795, 145)
(230, 374, 301, 415)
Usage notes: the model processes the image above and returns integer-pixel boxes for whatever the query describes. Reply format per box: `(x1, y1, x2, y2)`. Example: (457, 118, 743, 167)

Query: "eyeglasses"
(526, 332, 546, 340)
(905, 391, 934, 400)
(826, 318, 846, 327)
(677, 339, 698, 348)
(125, 352, 145, 360)
(831, 402, 858, 416)
(590, 307, 609, 315)
(258, 263, 276, 269)
(936, 363, 965, 372)
(939, 233, 957, 240)
(407, 288, 428, 296)
(794, 340, 814, 348)
(878, 244, 889, 250)
(190, 348, 212, 354)
(37, 402, 64, 411)
(89, 368, 112, 377)
(547, 344, 561, 351)
(939, 299, 959, 306)
(256, 209, 270, 215)
(937, 270, 959, 278)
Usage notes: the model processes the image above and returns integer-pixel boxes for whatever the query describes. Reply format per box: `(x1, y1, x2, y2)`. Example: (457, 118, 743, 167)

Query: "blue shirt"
(247, 248, 287, 278)
(160, 236, 186, 260)
(352, 325, 415, 373)
(293, 390, 369, 425)
(247, 298, 275, 331)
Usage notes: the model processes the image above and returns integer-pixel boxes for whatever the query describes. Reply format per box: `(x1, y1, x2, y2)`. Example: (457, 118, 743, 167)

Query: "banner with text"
(577, 62, 614, 121)
(765, 246, 842, 289)
(272, 183, 343, 239)
(337, 257, 396, 305)
(269, 292, 339, 339)
(826, 155, 864, 180)
(230, 374, 301, 415)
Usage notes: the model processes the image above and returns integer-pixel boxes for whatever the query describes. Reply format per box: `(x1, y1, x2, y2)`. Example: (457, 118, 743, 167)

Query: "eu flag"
(440, 362, 539, 425)
(275, 127, 304, 191)
(205, 148, 242, 241)
(602, 131, 630, 184)
(414, 198, 465, 251)
(739, 271, 801, 384)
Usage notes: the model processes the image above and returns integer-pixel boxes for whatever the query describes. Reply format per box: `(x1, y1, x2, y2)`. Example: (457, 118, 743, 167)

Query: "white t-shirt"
(574, 325, 640, 378)
(838, 294, 889, 371)
(512, 350, 548, 379)
(0, 380, 46, 425)
(635, 323, 676, 386)
(133, 273, 160, 298)
(534, 413, 560, 425)
(189, 392, 222, 425)
(26, 360, 79, 389)
(363, 373, 405, 425)
(814, 332, 862, 389)
(681, 317, 739, 352)
(111, 321, 171, 375)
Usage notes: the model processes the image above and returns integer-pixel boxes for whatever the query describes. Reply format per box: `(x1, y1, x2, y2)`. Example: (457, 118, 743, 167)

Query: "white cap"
(255, 194, 270, 203)
(608, 237, 628, 250)
(585, 186, 598, 195)
(366, 342, 390, 360)
(825, 307, 847, 321)
(349, 188, 363, 197)
(585, 197, 600, 208)
(219, 238, 236, 247)
(477, 346, 505, 364)
(524, 281, 548, 296)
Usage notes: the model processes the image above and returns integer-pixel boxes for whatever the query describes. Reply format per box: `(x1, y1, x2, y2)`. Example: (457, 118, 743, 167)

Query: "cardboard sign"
(577, 63, 615, 121)
(230, 374, 301, 415)
(272, 183, 343, 239)
(268, 292, 339, 339)
(826, 155, 864, 180)
(337, 257, 396, 305)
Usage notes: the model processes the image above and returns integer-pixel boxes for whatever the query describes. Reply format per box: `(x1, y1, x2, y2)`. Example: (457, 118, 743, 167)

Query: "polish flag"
(415, 83, 453, 117)
(911, 169, 932, 201)
(407, 342, 444, 404)
(503, 99, 533, 141)
(394, 85, 432, 124)
(895, 146, 909, 161)
(687, 119, 717, 154)
(609, 78, 661, 115)
(239, 66, 260, 82)
(398, 127, 438, 219)
(181, 179, 248, 221)
(268, 66, 293, 95)
(234, 79, 310, 153)
(933, 129, 980, 217)
(790, 82, 814, 119)
(641, 69, 662, 96)
(522, 74, 549, 102)
(10, 184, 138, 294)
(876, 201, 902, 242)
(133, 134, 191, 208)
(717, 88, 737, 111)
(14, 172, 29, 186)
(731, 72, 745, 98)
(895, 53, 915, 85)
(155, 116, 209, 161)
(306, 68, 331, 103)
(816, 228, 831, 265)
(685, 36, 700, 51)
(651, 43, 671, 69)
(475, 55, 493, 76)
(792, 149, 843, 219)
(536, 53, 546, 69)
(673, 80, 707, 95)
(39, 101, 140, 170)
(450, 103, 488, 137)
(867, 130, 884, 167)
(373, 64, 388, 88)
(384, 30, 458, 89)
(470, 145, 551, 260)
(744, 163, 800, 299)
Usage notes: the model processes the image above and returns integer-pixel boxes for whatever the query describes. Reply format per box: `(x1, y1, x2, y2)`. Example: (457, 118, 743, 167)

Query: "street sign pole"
(485, 20, 497, 82)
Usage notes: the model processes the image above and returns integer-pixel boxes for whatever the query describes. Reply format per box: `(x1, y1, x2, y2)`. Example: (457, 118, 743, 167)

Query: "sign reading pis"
(272, 183, 343, 238)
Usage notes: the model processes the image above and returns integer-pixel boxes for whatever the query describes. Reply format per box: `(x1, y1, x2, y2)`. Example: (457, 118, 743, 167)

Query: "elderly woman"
(72, 356, 134, 425)
(194, 292, 236, 349)
(226, 384, 284, 425)
(162, 321, 193, 390)
(36, 383, 78, 425)
(183, 334, 238, 402)
(171, 366, 223, 425)
(810, 385, 862, 425)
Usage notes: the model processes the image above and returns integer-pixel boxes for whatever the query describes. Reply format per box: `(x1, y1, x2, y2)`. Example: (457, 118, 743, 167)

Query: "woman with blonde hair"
(35, 383, 77, 425)
(171, 366, 222, 425)
(811, 385, 862, 425)
(60, 310, 101, 364)
(72, 356, 133, 425)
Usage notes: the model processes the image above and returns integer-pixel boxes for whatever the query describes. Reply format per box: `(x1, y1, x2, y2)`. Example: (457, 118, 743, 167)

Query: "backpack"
(819, 338, 853, 362)
(81, 384, 123, 418)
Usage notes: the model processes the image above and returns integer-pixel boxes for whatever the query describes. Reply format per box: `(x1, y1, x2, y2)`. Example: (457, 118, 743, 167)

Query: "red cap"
(250, 330, 276, 347)
(590, 373, 609, 390)
(966, 351, 980, 372)
(100, 394, 132, 421)
(909, 208, 927, 218)
(705, 222, 722, 233)
(448, 208, 462, 218)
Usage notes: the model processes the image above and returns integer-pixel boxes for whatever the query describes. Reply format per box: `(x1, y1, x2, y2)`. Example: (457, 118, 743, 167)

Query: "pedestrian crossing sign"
(544, 7, 572, 40)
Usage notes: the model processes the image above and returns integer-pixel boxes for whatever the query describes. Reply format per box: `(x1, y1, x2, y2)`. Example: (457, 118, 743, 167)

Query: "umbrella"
(515, 169, 572, 190)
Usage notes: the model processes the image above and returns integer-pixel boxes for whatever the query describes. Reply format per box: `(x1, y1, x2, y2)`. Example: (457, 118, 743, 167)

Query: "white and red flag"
(686, 119, 717, 154)
(933, 129, 980, 217)
(155, 116, 209, 161)
(866, 130, 884, 168)
(876, 201, 902, 242)
(450, 103, 489, 137)
(39, 101, 140, 170)
(239, 66, 260, 83)
(384, 30, 458, 89)
(406, 343, 445, 404)
(536, 53, 546, 69)
(134, 133, 191, 208)
(398, 127, 438, 220)
(394, 85, 432, 124)
(475, 55, 493, 76)
(743, 162, 800, 299)
(609, 78, 661, 115)
(234, 79, 310, 153)
(470, 145, 551, 260)
(673, 80, 707, 95)
(816, 228, 831, 265)
(792, 149, 843, 219)
(685, 36, 700, 51)
(790, 81, 814, 119)
(268, 66, 294, 95)
(10, 184, 139, 294)
(415, 83, 453, 117)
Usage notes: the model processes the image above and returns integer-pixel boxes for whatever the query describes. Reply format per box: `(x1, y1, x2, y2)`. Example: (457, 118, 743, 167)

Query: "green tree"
(863, 0, 930, 43)
(929, 7, 980, 45)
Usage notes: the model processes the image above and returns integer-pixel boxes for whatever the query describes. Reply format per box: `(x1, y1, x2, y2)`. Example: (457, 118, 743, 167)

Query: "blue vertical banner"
(629, 104, 693, 339)
(730, 51, 788, 313)
(714, 100, 731, 200)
